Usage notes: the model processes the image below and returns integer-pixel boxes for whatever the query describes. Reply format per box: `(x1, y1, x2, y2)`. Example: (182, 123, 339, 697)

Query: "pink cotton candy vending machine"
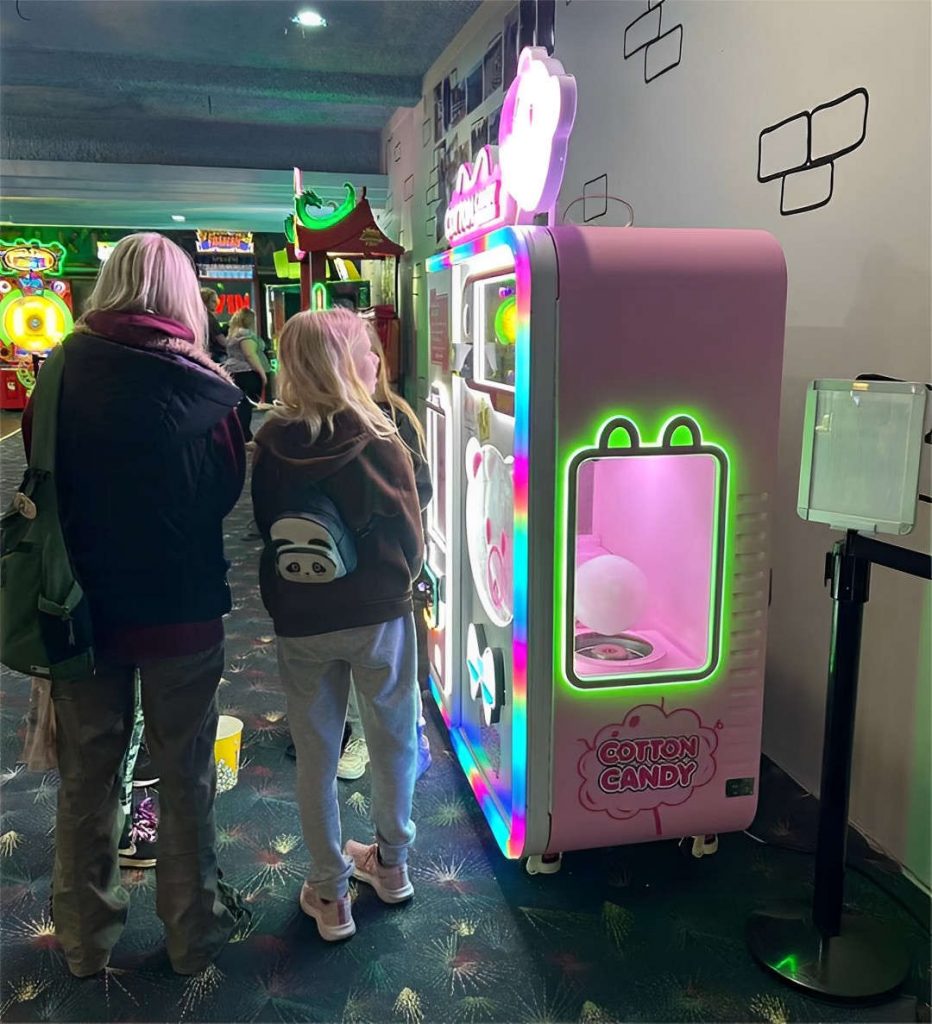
(424, 47, 787, 871)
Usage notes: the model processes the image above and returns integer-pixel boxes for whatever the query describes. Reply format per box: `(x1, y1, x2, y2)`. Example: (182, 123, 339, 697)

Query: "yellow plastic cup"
(215, 715, 244, 793)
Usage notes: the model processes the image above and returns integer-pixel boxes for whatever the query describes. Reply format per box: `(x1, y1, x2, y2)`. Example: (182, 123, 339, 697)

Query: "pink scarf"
(80, 310, 235, 384)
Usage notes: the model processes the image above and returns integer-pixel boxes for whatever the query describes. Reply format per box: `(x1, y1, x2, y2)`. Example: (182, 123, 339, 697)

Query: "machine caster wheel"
(682, 834, 719, 859)
(526, 853, 562, 876)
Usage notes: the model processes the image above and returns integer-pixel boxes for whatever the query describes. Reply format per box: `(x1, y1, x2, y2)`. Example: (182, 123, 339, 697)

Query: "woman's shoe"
(119, 796, 158, 869)
(337, 737, 369, 781)
(416, 722, 431, 779)
(299, 883, 355, 941)
(344, 840, 413, 903)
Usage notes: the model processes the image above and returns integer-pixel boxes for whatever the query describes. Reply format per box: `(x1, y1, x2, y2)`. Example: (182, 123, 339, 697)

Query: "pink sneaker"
(299, 883, 355, 941)
(344, 840, 414, 904)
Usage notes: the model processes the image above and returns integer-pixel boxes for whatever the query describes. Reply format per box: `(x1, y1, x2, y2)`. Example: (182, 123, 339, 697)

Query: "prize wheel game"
(0, 237, 73, 410)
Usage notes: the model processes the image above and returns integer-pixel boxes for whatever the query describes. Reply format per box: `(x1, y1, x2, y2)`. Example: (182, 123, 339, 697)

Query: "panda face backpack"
(270, 489, 357, 584)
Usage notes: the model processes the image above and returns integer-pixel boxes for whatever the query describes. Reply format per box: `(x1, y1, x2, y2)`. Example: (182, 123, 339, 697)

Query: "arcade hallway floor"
(0, 433, 929, 1024)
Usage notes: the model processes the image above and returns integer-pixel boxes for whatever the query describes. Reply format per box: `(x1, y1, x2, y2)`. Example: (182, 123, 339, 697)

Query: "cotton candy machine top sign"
(443, 47, 578, 246)
(498, 48, 578, 214)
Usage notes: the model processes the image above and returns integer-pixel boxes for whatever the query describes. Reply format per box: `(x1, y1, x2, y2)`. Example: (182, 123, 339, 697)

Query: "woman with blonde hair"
(22, 232, 248, 977)
(200, 287, 226, 362)
(224, 306, 268, 441)
(251, 308, 423, 942)
(333, 327, 434, 784)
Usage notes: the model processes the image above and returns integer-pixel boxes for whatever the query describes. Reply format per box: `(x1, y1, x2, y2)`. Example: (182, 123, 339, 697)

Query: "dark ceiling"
(0, 0, 482, 174)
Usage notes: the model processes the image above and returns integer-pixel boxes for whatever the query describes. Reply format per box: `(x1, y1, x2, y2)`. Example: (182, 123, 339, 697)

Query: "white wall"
(379, 106, 419, 253)
(387, 0, 932, 885)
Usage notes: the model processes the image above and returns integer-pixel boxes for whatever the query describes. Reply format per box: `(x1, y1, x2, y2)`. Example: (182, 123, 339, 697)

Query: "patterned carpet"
(0, 429, 929, 1023)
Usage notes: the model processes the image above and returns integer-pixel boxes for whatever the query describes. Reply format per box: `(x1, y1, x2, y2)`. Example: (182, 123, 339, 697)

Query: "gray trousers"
(278, 614, 418, 900)
(51, 643, 237, 976)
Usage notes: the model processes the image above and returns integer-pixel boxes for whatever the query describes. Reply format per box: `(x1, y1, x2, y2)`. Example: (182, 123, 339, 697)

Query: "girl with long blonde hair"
(251, 308, 424, 942)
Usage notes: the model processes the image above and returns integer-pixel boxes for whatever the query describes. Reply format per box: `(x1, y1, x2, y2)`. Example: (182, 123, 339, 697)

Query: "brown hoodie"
(251, 410, 424, 637)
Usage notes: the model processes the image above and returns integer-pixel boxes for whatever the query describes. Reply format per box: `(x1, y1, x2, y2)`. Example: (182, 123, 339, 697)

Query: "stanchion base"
(747, 904, 910, 1002)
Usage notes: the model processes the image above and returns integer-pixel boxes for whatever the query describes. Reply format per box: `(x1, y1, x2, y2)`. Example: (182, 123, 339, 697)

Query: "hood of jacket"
(64, 312, 242, 442)
(254, 410, 373, 483)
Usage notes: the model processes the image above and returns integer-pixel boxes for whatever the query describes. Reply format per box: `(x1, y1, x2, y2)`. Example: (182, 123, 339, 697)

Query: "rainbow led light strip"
(427, 226, 532, 859)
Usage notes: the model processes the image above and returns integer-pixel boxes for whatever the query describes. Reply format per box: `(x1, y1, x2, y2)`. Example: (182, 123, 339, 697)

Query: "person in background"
(370, 329, 432, 509)
(23, 232, 248, 977)
(224, 307, 268, 443)
(336, 330, 434, 783)
(252, 308, 423, 943)
(200, 287, 227, 363)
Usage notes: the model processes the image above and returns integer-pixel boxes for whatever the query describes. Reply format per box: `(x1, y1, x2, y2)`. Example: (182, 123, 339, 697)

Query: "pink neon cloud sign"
(499, 47, 577, 215)
(443, 47, 577, 245)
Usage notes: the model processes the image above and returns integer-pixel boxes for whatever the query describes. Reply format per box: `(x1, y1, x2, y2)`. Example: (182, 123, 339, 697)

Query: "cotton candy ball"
(575, 555, 648, 635)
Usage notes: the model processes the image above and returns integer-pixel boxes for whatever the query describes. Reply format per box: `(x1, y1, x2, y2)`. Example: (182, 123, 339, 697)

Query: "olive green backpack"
(0, 345, 94, 681)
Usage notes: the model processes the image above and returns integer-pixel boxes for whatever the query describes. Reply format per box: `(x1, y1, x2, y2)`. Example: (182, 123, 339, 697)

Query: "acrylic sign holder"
(747, 380, 931, 1001)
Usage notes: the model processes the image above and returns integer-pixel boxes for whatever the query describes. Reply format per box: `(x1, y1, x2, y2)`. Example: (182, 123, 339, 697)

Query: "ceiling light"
(292, 10, 326, 28)
(171, 214, 186, 222)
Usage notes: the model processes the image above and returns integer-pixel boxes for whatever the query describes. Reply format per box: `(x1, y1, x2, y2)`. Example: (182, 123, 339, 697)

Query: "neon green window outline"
(557, 412, 735, 695)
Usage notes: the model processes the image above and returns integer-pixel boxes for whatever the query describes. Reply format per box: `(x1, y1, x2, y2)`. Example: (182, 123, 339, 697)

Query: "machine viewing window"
(460, 270, 517, 391)
(566, 417, 727, 687)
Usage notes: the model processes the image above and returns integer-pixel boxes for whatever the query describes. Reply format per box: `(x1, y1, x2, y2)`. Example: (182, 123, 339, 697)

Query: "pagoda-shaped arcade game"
(424, 47, 788, 872)
(286, 173, 406, 384)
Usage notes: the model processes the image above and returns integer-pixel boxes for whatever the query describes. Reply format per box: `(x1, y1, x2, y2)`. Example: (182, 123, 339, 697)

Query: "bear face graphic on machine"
(464, 437, 515, 628)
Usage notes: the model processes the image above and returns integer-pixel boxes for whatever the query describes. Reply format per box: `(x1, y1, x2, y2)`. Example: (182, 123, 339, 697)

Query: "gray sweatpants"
(278, 614, 418, 900)
(51, 643, 237, 976)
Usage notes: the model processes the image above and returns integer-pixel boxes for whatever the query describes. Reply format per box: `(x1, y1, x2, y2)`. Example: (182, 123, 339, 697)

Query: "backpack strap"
(26, 346, 65, 474)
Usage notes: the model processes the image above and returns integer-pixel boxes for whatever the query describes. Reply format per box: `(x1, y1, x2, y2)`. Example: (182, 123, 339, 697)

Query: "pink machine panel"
(425, 225, 787, 860)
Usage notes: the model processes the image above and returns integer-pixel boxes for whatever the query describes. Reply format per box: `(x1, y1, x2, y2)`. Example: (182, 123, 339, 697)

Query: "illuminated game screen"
(461, 272, 516, 389)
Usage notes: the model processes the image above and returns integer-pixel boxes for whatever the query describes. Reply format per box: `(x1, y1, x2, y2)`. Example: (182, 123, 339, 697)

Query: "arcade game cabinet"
(285, 173, 406, 387)
(194, 230, 258, 325)
(0, 238, 73, 410)
(423, 48, 787, 870)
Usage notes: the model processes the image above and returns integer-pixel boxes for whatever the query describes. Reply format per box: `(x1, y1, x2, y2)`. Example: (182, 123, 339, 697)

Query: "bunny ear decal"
(660, 415, 702, 450)
(597, 417, 641, 451)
